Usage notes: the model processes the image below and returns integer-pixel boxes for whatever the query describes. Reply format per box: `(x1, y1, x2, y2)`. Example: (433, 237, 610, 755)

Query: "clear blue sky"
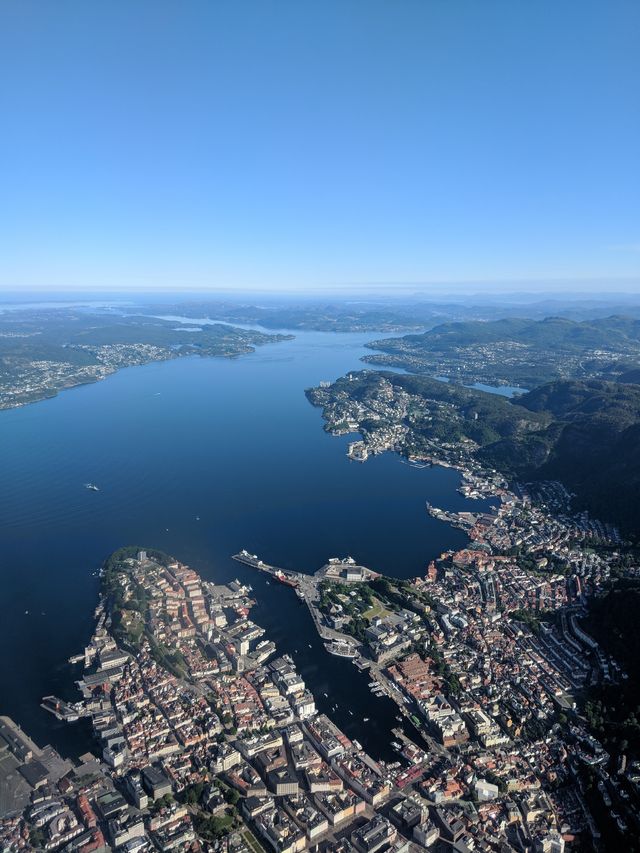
(1, 1, 638, 293)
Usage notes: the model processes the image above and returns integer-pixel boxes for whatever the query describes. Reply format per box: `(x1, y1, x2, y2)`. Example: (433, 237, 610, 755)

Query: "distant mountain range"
(140, 297, 640, 333)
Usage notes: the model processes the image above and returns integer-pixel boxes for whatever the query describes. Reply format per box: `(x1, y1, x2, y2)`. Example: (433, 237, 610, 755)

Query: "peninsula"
(0, 308, 292, 411)
(362, 316, 640, 390)
(305, 371, 640, 851)
(2, 534, 638, 852)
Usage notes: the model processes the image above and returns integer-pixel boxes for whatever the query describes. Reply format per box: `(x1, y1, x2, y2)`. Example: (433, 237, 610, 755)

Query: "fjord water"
(0, 331, 492, 760)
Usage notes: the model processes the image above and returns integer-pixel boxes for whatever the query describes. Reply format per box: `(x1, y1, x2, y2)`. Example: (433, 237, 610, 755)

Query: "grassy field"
(363, 598, 391, 621)
(242, 829, 266, 853)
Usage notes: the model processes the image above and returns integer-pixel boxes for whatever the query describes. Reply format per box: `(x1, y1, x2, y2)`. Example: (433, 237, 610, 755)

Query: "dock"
(232, 551, 376, 663)
(232, 551, 302, 588)
(41, 696, 89, 722)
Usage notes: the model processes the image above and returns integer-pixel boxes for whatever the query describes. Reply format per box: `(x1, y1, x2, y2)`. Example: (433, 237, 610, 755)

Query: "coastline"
(0, 334, 294, 413)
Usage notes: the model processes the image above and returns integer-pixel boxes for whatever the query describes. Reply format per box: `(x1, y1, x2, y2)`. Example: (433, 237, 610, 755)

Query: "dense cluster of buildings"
(0, 553, 472, 853)
(359, 338, 629, 390)
(306, 374, 640, 850)
(1, 453, 637, 853)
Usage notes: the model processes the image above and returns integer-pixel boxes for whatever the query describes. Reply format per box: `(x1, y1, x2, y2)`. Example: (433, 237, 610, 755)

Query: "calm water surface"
(0, 331, 493, 760)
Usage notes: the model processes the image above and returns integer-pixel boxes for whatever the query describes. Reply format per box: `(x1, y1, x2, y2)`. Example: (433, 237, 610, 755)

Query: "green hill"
(309, 367, 640, 538)
(482, 379, 640, 535)
(364, 315, 640, 388)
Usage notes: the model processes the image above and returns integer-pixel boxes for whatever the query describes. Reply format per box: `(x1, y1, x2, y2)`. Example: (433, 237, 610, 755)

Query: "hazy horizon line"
(0, 275, 639, 301)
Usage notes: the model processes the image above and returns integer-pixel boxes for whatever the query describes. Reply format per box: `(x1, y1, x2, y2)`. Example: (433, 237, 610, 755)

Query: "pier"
(232, 551, 368, 649)
(40, 696, 89, 723)
(232, 551, 303, 588)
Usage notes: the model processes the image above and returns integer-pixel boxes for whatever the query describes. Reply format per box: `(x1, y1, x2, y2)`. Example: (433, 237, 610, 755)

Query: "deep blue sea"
(0, 330, 494, 760)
